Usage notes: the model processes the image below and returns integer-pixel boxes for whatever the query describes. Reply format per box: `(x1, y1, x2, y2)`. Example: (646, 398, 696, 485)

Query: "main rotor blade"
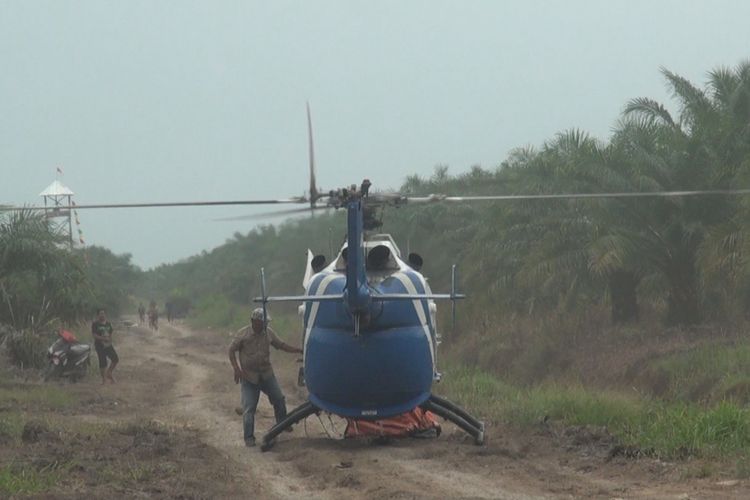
(10, 188, 750, 214)
(0, 198, 306, 212)
(405, 189, 750, 203)
(213, 205, 330, 221)
(307, 102, 319, 207)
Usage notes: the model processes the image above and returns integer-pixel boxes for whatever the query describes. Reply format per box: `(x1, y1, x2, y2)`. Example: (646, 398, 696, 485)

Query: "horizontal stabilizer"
(254, 294, 344, 303)
(372, 293, 466, 301)
(254, 292, 466, 304)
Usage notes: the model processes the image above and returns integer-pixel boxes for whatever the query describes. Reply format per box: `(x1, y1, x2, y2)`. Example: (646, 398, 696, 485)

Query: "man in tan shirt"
(228, 308, 302, 447)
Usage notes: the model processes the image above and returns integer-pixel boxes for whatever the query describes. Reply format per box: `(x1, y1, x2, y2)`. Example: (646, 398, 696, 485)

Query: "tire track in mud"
(139, 323, 544, 499)
(144, 330, 326, 499)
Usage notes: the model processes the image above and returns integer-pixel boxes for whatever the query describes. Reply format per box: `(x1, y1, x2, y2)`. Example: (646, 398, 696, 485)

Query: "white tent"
(39, 180, 74, 197)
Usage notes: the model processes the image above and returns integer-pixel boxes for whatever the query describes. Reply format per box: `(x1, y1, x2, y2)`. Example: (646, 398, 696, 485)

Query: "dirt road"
(104, 321, 748, 499)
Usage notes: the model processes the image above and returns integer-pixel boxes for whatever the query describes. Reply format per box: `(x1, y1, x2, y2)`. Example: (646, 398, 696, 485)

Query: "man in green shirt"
(228, 308, 302, 447)
(91, 308, 118, 384)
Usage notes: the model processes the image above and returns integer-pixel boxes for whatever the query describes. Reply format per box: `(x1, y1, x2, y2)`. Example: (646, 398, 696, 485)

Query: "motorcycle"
(44, 329, 91, 382)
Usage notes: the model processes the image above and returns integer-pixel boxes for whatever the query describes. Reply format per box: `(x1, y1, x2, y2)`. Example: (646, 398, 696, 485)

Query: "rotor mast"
(344, 196, 372, 317)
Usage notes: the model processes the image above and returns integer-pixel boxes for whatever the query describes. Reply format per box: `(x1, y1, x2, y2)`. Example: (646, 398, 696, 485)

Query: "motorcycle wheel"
(43, 364, 62, 382)
(72, 360, 90, 382)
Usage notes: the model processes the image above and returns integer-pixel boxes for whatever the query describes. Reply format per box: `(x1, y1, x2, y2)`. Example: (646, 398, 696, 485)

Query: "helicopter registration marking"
(361, 410, 378, 416)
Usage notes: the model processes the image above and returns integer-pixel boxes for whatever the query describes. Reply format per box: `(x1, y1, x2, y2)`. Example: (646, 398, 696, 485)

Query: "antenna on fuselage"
(328, 227, 334, 260)
(451, 264, 458, 333)
(260, 267, 269, 333)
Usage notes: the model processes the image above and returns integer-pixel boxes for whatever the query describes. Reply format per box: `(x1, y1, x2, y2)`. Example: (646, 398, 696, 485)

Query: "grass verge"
(651, 340, 750, 403)
(0, 462, 68, 496)
(438, 364, 750, 459)
(0, 384, 77, 410)
(0, 413, 23, 443)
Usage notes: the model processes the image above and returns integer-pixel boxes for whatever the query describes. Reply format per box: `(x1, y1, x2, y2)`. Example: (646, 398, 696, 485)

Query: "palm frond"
(624, 97, 676, 127)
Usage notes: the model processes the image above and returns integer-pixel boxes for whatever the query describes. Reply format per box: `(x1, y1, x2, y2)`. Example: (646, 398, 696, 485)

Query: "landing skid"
(421, 394, 485, 445)
(260, 401, 319, 451)
(260, 395, 485, 451)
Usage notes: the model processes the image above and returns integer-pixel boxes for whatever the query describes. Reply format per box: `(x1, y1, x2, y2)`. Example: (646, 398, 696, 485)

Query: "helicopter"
(250, 177, 486, 451)
(6, 105, 750, 452)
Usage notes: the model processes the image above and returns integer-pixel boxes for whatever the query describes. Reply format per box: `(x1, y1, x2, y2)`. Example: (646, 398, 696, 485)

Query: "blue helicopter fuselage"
(302, 238, 438, 419)
(252, 186, 481, 448)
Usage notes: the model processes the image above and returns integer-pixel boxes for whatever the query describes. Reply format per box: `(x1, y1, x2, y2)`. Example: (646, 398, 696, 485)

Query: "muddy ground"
(2, 321, 749, 499)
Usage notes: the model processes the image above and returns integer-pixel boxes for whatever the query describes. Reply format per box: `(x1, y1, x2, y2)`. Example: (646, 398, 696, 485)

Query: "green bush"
(5, 329, 52, 369)
(189, 294, 246, 331)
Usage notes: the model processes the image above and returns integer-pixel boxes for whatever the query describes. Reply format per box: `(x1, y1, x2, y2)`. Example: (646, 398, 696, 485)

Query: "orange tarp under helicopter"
(344, 407, 441, 439)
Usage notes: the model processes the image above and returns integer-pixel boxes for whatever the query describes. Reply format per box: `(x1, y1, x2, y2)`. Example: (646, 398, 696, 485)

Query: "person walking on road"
(91, 308, 118, 384)
(137, 303, 146, 325)
(228, 307, 302, 447)
(147, 301, 159, 331)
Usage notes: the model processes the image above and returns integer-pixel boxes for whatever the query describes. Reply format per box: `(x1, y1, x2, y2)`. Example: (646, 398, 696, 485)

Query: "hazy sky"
(1, 1, 749, 268)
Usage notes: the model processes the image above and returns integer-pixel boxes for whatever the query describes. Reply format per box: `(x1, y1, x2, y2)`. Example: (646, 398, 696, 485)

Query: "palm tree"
(0, 209, 89, 329)
(689, 62, 750, 298)
(605, 63, 750, 324)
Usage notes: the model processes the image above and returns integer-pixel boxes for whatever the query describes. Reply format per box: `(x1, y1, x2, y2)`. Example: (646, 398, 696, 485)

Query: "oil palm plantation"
(613, 63, 750, 324)
(473, 62, 749, 325)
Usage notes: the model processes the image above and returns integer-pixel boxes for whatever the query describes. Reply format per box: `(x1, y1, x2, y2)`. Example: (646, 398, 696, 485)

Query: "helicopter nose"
(304, 324, 433, 418)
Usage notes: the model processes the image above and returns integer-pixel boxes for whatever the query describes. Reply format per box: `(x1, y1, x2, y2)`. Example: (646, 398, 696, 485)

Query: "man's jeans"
(240, 375, 287, 441)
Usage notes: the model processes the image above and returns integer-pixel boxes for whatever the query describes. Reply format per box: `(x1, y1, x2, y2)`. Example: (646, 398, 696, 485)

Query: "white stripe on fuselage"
(391, 272, 436, 369)
(303, 273, 340, 366)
